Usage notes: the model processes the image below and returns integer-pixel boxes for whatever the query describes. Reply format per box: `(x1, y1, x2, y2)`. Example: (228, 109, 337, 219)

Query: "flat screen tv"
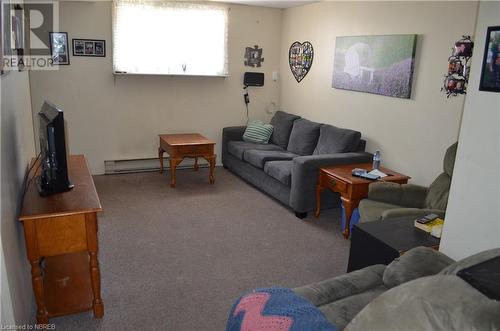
(37, 101, 73, 196)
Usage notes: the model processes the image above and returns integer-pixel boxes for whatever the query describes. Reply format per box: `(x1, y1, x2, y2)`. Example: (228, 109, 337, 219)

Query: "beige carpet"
(51, 167, 350, 330)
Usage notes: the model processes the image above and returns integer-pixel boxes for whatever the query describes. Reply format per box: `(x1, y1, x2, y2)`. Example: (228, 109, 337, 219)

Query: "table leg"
(31, 260, 49, 324)
(315, 184, 325, 217)
(169, 158, 183, 188)
(85, 213, 104, 319)
(342, 198, 359, 239)
(203, 155, 216, 184)
(23, 221, 48, 324)
(158, 147, 164, 174)
(194, 157, 199, 171)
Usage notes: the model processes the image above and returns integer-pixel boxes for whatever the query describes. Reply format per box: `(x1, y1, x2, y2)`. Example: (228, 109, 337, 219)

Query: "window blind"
(113, 1, 229, 76)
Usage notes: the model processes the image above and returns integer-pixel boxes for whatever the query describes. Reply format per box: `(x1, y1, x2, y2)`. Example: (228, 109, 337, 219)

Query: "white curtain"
(113, 1, 229, 76)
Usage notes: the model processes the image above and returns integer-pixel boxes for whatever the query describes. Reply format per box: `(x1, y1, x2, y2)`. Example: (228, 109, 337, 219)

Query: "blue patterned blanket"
(226, 287, 337, 331)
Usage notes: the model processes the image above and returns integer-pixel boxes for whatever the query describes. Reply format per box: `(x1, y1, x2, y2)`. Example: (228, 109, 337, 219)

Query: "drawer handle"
(328, 178, 336, 186)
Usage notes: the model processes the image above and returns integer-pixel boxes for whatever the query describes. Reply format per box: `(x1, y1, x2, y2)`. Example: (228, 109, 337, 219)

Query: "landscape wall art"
(332, 34, 417, 99)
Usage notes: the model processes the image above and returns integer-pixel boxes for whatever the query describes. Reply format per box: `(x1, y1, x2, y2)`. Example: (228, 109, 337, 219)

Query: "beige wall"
(1, 70, 36, 324)
(29, 1, 282, 174)
(440, 1, 500, 260)
(279, 1, 478, 186)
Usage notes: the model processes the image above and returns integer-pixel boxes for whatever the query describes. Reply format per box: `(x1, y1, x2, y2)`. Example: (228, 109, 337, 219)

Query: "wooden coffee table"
(158, 133, 216, 188)
(315, 163, 410, 238)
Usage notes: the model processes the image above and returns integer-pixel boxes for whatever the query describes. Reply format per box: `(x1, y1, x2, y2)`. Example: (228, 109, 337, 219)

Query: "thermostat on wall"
(244, 72, 264, 87)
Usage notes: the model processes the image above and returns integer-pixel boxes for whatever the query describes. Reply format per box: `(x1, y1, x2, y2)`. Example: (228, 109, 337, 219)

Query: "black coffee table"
(347, 217, 440, 272)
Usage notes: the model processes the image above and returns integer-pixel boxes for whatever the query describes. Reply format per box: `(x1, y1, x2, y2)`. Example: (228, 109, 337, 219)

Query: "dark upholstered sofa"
(222, 111, 372, 218)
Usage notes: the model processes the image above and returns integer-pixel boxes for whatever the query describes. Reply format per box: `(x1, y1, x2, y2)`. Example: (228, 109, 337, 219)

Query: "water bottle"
(373, 150, 381, 170)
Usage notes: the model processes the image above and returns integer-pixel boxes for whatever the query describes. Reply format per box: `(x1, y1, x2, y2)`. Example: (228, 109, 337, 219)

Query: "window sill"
(113, 71, 229, 78)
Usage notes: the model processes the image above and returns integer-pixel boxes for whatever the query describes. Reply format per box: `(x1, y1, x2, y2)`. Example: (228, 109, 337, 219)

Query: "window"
(112, 1, 228, 76)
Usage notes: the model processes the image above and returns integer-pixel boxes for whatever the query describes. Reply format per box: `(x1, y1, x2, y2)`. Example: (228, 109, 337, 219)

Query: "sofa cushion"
(293, 264, 386, 307)
(424, 173, 451, 210)
(294, 264, 387, 330)
(287, 119, 321, 155)
(383, 247, 454, 288)
(443, 142, 458, 177)
(264, 160, 293, 186)
(227, 141, 282, 160)
(270, 111, 301, 149)
(313, 125, 361, 155)
(244, 150, 297, 169)
(345, 275, 500, 331)
(242, 121, 274, 144)
(319, 285, 387, 331)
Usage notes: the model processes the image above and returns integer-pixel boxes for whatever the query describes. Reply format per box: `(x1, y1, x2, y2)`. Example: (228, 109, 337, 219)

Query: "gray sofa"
(294, 246, 500, 330)
(222, 111, 372, 218)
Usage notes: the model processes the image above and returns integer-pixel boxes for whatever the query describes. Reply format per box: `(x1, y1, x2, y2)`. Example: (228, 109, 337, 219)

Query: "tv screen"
(37, 101, 73, 196)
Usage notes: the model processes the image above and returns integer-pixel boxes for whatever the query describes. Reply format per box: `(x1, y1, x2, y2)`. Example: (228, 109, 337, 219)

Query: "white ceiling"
(218, 0, 319, 9)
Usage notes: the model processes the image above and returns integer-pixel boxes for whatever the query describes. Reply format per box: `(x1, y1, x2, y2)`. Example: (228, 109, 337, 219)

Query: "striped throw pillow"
(242, 121, 274, 144)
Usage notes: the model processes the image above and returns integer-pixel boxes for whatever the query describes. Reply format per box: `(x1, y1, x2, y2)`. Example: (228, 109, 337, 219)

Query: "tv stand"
(19, 155, 104, 324)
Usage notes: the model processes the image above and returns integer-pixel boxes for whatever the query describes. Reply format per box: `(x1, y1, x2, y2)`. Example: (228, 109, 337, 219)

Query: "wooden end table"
(158, 133, 216, 188)
(347, 217, 440, 272)
(315, 163, 410, 238)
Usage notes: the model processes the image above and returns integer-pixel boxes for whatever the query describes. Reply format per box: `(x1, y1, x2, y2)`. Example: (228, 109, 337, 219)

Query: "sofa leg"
(295, 211, 307, 219)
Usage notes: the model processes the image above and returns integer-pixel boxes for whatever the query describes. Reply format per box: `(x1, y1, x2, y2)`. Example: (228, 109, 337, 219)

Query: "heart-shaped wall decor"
(289, 41, 314, 83)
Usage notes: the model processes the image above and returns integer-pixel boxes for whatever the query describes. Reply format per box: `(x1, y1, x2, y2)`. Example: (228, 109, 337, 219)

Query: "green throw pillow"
(242, 121, 274, 144)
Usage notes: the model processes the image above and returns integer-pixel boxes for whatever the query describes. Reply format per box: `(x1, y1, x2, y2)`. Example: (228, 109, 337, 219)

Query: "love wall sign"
(289, 41, 314, 83)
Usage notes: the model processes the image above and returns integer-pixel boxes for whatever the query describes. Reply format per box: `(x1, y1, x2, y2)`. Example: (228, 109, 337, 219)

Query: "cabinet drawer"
(175, 144, 213, 156)
(323, 174, 347, 193)
(36, 214, 88, 257)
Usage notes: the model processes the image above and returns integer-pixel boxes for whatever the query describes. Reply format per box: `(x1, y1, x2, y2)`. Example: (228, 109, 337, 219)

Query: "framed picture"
(2, 2, 30, 73)
(244, 45, 264, 68)
(454, 40, 473, 57)
(49, 32, 70, 65)
(332, 34, 417, 99)
(445, 76, 466, 95)
(479, 26, 500, 93)
(0, 1, 6, 75)
(448, 58, 464, 76)
(289, 41, 314, 83)
(72, 38, 105, 57)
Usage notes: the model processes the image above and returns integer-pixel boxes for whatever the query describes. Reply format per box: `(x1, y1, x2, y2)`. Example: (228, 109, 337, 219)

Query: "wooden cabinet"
(19, 155, 104, 324)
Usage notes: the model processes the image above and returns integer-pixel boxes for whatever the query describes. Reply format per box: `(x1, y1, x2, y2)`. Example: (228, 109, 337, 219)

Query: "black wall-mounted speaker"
(244, 72, 264, 87)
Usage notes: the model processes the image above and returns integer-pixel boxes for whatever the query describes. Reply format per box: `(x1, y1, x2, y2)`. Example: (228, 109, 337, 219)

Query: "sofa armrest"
(222, 126, 246, 143)
(368, 183, 428, 208)
(382, 247, 454, 288)
(293, 152, 373, 170)
(293, 264, 386, 306)
(222, 126, 246, 164)
(290, 152, 373, 212)
(381, 208, 445, 220)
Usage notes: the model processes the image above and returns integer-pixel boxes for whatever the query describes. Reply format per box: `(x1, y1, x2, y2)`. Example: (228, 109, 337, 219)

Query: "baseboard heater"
(104, 157, 208, 175)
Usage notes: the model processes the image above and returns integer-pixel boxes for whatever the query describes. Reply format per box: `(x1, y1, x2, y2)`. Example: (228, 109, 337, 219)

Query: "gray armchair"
(293, 247, 455, 330)
(359, 142, 458, 222)
(293, 246, 500, 330)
